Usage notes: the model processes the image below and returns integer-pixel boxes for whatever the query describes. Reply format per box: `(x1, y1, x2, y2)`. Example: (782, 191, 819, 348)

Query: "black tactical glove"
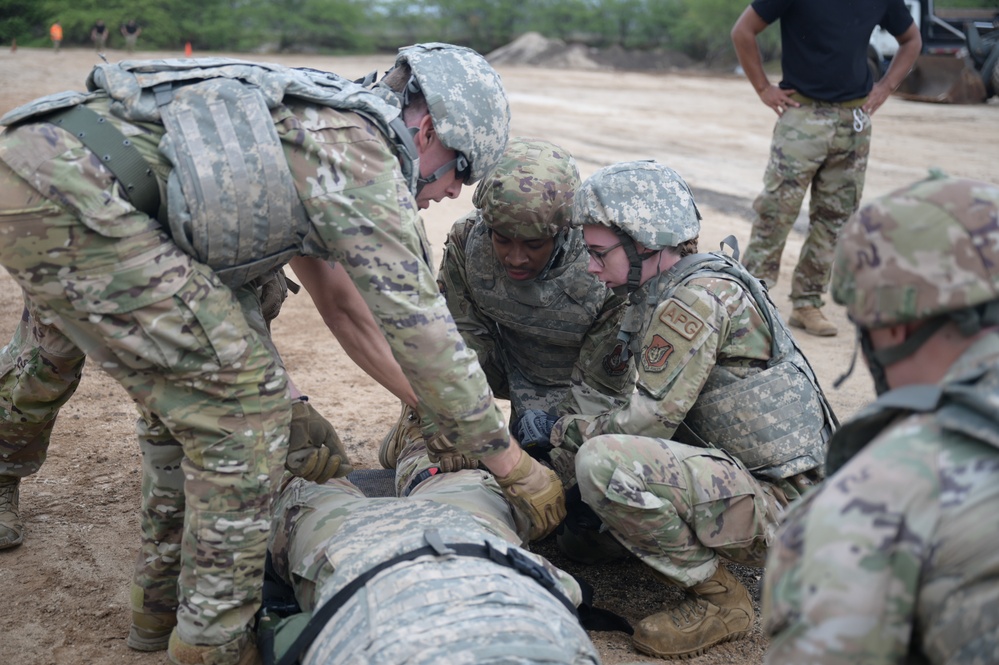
(286, 399, 353, 482)
(513, 409, 559, 448)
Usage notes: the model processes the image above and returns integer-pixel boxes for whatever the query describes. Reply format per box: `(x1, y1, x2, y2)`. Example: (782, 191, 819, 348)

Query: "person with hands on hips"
(730, 0, 921, 337)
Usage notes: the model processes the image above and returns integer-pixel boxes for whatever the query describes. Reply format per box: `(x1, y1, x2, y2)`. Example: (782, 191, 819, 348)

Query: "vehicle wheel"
(983, 42, 999, 98)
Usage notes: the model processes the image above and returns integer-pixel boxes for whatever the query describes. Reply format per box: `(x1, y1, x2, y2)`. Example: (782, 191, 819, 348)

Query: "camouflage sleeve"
(437, 213, 503, 381)
(553, 280, 734, 448)
(557, 289, 635, 417)
(763, 422, 978, 665)
(280, 105, 507, 458)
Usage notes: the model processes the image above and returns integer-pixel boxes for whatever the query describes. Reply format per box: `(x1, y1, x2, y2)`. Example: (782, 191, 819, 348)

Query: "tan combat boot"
(378, 402, 420, 469)
(168, 630, 261, 665)
(788, 305, 838, 337)
(633, 564, 754, 659)
(0, 476, 24, 550)
(127, 610, 177, 651)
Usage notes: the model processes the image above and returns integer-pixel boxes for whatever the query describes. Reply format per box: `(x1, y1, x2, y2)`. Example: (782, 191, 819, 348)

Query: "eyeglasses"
(586, 241, 624, 268)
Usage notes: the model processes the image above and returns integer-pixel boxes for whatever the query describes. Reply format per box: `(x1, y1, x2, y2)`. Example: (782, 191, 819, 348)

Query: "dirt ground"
(0, 44, 997, 665)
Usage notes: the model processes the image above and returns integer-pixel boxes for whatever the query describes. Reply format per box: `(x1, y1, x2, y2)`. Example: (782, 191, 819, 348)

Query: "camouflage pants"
(482, 355, 568, 426)
(393, 430, 525, 544)
(0, 158, 289, 651)
(0, 297, 86, 478)
(575, 435, 784, 587)
(742, 102, 872, 309)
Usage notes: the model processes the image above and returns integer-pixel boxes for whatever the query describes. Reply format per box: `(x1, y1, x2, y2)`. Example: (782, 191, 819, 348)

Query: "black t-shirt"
(751, 0, 914, 101)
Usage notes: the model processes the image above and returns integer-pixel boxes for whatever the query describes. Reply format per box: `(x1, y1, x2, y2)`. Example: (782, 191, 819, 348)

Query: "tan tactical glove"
(256, 270, 290, 329)
(425, 428, 482, 472)
(495, 450, 566, 542)
(286, 399, 353, 482)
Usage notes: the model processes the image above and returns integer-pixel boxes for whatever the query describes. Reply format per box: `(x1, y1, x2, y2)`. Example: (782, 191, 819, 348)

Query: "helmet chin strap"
(613, 228, 645, 295)
(408, 125, 467, 195)
(835, 317, 949, 395)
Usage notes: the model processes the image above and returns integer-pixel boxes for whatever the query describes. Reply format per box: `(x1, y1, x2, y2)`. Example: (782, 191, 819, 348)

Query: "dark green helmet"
(474, 137, 580, 239)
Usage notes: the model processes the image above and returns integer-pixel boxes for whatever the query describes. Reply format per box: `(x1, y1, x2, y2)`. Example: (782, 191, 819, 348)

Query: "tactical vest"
(0, 58, 419, 288)
(463, 221, 608, 386)
(257, 501, 587, 665)
(826, 352, 999, 475)
(624, 240, 836, 480)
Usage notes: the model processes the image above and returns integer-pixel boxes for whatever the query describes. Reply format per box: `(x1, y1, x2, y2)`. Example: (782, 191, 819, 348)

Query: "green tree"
(0, 0, 47, 46)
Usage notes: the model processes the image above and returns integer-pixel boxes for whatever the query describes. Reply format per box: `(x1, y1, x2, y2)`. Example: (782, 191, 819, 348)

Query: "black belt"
(45, 105, 161, 219)
(275, 529, 577, 665)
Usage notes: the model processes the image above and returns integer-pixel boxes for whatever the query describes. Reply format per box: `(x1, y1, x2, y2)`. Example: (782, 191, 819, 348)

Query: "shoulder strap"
(43, 105, 160, 219)
(274, 535, 579, 665)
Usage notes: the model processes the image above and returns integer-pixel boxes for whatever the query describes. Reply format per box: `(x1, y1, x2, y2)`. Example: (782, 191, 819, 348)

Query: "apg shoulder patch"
(641, 334, 673, 373)
(660, 299, 705, 340)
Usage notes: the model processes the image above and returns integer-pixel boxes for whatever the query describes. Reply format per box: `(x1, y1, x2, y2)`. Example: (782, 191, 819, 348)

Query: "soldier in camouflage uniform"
(380, 138, 634, 482)
(731, 0, 921, 336)
(763, 174, 999, 664)
(542, 161, 835, 659)
(264, 460, 601, 664)
(0, 45, 566, 665)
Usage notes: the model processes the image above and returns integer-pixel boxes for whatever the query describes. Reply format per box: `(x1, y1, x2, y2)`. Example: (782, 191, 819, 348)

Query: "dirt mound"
(487, 32, 695, 72)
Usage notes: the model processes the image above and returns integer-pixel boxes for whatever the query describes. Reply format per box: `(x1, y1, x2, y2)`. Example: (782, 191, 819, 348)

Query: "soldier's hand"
(495, 449, 566, 541)
(512, 409, 558, 447)
(426, 430, 481, 472)
(286, 399, 354, 483)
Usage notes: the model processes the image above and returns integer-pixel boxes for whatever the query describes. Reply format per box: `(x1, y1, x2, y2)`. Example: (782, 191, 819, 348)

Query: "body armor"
(1, 58, 419, 288)
(463, 220, 608, 387)
(635, 243, 836, 480)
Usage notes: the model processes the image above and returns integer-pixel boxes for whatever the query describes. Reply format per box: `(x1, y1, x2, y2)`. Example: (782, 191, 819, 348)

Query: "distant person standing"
(730, 0, 921, 337)
(49, 22, 62, 53)
(91, 20, 109, 51)
(121, 19, 142, 53)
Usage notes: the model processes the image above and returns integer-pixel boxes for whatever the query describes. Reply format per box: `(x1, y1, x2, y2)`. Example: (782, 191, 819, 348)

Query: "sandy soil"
(0, 45, 997, 665)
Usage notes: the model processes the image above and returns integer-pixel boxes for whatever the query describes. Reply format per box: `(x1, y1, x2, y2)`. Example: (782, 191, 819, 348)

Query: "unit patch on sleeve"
(603, 341, 631, 376)
(660, 299, 705, 340)
(641, 334, 673, 373)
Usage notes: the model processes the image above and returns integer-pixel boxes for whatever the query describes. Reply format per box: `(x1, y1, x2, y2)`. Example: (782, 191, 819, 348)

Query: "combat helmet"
(832, 172, 999, 391)
(394, 42, 511, 187)
(473, 137, 581, 240)
(574, 160, 701, 290)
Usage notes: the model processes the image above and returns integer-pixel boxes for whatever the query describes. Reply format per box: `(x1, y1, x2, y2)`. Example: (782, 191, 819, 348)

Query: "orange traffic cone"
(184, 42, 193, 57)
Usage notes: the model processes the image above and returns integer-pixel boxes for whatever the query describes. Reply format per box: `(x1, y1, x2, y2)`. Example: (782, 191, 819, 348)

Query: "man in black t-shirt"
(731, 0, 920, 337)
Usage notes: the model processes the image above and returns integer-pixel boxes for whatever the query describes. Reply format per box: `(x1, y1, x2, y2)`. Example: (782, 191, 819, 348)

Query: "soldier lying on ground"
(0, 44, 564, 665)
(532, 160, 838, 659)
(260, 424, 607, 665)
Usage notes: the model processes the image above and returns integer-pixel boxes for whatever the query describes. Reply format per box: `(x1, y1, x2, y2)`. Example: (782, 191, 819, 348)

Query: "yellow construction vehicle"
(869, 0, 999, 104)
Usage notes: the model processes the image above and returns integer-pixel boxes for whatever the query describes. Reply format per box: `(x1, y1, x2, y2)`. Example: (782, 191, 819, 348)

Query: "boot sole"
(634, 629, 749, 660)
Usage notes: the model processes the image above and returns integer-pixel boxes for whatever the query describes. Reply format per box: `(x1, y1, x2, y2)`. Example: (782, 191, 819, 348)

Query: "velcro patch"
(660, 299, 705, 340)
(641, 334, 673, 373)
(603, 342, 631, 376)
